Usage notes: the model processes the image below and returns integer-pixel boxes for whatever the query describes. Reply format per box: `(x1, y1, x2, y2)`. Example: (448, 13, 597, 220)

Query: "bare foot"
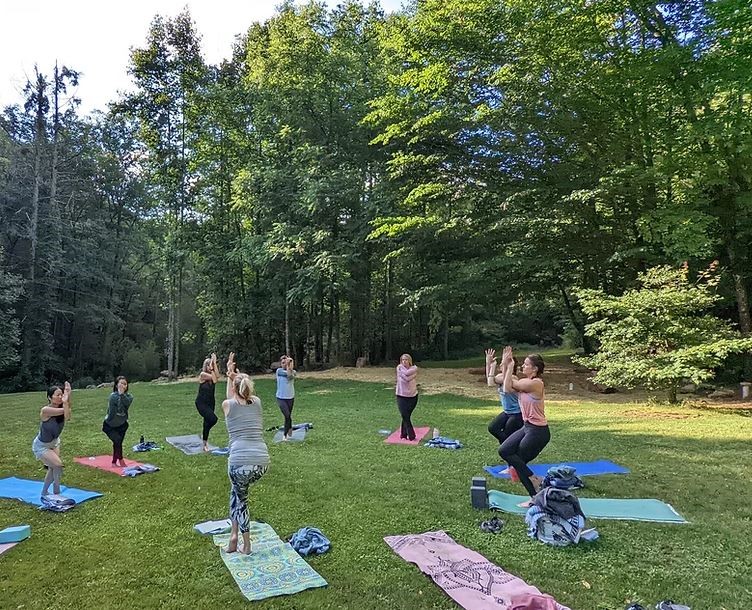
(118, 459, 127, 467)
(239, 541, 252, 555)
(203, 443, 210, 452)
(225, 536, 238, 553)
(517, 500, 533, 508)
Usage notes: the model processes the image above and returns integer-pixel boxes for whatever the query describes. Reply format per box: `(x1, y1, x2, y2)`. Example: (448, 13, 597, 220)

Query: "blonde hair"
(233, 374, 255, 401)
(400, 353, 413, 367)
(202, 358, 212, 373)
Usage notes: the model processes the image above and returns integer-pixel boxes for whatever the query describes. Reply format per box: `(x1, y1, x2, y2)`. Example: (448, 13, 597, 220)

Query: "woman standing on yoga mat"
(499, 347, 549, 507)
(396, 354, 419, 440)
(102, 376, 133, 467)
(486, 348, 523, 445)
(275, 355, 297, 441)
(196, 353, 219, 451)
(222, 352, 269, 554)
(32, 382, 72, 498)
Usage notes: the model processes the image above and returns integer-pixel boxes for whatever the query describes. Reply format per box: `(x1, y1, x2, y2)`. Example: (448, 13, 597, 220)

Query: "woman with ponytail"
(221, 352, 269, 554)
(499, 346, 550, 506)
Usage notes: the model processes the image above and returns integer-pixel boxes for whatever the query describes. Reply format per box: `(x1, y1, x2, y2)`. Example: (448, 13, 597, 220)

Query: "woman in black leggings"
(195, 353, 219, 451)
(498, 347, 550, 507)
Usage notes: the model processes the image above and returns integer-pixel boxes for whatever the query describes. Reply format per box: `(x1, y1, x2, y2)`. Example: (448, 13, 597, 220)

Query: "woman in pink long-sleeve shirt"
(395, 353, 419, 440)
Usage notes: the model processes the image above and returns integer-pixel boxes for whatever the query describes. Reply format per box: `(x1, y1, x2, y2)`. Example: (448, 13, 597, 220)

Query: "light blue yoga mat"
(484, 460, 629, 479)
(0, 476, 102, 507)
(273, 427, 307, 443)
(487, 489, 686, 523)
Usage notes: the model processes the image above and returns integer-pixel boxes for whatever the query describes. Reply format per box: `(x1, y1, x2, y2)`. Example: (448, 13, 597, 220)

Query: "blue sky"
(1, 0, 405, 115)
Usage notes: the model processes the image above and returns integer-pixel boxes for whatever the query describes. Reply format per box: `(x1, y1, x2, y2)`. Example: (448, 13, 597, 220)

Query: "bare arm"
(511, 376, 544, 398)
(225, 352, 237, 400)
(62, 381, 72, 420)
(210, 353, 219, 383)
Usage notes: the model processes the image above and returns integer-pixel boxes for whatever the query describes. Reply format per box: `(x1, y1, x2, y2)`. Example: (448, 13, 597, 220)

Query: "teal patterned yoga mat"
(213, 522, 327, 601)
(488, 490, 687, 523)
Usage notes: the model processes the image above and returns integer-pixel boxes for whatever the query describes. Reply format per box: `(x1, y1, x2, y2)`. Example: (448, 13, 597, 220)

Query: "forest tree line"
(1, 0, 750, 391)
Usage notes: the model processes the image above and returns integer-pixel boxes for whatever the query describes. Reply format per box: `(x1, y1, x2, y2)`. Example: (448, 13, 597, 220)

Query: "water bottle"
(140, 435, 145, 445)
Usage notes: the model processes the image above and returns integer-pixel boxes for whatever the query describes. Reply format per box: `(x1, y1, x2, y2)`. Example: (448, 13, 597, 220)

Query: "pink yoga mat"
(0, 542, 17, 556)
(384, 427, 431, 445)
(73, 455, 143, 475)
(385, 531, 570, 610)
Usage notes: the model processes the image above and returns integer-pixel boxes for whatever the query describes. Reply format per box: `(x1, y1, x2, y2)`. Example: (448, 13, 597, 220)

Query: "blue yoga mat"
(487, 489, 687, 523)
(484, 460, 629, 479)
(0, 476, 102, 507)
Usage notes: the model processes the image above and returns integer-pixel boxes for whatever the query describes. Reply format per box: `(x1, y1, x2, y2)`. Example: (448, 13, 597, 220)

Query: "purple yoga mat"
(385, 531, 570, 610)
(0, 542, 18, 556)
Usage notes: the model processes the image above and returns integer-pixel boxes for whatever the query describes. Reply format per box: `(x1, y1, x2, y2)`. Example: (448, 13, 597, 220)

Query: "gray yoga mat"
(165, 434, 217, 455)
(273, 427, 307, 443)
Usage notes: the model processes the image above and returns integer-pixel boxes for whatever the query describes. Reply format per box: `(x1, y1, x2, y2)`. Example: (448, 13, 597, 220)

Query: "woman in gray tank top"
(222, 352, 269, 554)
(31, 382, 72, 498)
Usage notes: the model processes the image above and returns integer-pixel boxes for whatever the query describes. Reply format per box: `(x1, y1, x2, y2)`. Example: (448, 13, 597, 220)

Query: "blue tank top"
(498, 386, 521, 414)
(38, 416, 65, 443)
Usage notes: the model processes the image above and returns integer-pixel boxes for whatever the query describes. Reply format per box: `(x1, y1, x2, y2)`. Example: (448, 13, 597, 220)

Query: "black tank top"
(38, 415, 65, 443)
(196, 381, 215, 409)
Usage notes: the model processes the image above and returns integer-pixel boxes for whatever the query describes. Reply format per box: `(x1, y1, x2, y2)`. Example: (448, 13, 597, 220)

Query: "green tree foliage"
(576, 265, 752, 401)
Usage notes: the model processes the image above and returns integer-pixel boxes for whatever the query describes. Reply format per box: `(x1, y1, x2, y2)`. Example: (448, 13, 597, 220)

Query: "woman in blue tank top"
(31, 382, 72, 498)
(485, 348, 523, 446)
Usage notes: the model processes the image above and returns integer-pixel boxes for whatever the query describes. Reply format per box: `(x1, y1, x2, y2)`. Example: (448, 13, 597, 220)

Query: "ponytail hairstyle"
(234, 374, 255, 402)
(526, 354, 545, 378)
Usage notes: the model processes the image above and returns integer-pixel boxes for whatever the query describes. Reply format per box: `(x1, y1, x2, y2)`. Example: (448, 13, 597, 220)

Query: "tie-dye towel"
(213, 521, 327, 601)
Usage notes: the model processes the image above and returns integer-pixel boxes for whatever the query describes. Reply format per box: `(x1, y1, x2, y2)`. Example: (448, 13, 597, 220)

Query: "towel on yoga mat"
(385, 530, 570, 610)
(487, 490, 687, 523)
(194, 519, 232, 535)
(484, 460, 629, 479)
(73, 455, 155, 476)
(212, 522, 327, 601)
(0, 477, 102, 507)
(165, 434, 217, 455)
(273, 427, 308, 443)
(384, 427, 430, 445)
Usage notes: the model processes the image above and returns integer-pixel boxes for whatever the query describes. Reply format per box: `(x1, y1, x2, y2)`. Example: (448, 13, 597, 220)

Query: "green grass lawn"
(1, 377, 749, 609)
(421, 346, 581, 369)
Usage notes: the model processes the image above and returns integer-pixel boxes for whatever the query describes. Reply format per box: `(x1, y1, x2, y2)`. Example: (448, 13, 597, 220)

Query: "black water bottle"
(140, 435, 145, 445)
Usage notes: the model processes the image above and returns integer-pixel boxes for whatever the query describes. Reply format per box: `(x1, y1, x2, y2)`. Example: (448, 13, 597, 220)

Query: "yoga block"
(0, 525, 30, 543)
(471, 486, 488, 510)
(471, 476, 487, 490)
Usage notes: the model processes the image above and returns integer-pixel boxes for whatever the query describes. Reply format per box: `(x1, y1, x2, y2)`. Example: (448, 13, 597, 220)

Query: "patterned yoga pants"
(228, 464, 268, 533)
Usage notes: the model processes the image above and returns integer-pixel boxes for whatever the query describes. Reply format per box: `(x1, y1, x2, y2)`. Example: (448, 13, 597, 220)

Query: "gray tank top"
(225, 398, 269, 467)
(38, 416, 64, 443)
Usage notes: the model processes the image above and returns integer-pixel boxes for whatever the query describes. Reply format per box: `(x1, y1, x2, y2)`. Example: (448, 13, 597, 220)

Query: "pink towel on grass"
(384, 531, 570, 610)
(384, 427, 430, 445)
(0, 542, 18, 556)
(73, 455, 143, 475)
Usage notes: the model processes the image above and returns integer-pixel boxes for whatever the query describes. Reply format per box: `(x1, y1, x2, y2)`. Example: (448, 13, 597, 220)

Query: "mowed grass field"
(0, 374, 750, 609)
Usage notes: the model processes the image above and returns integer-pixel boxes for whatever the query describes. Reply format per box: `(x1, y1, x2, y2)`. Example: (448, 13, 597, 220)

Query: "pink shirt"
(519, 391, 547, 426)
(396, 365, 418, 397)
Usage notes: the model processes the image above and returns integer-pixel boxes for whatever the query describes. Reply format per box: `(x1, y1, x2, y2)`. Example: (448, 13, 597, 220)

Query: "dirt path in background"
(171, 361, 749, 409)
